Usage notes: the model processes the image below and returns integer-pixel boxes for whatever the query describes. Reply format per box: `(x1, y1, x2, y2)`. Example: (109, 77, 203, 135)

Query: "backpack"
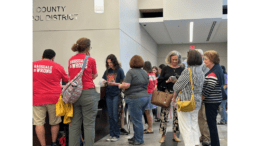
(62, 56, 89, 104)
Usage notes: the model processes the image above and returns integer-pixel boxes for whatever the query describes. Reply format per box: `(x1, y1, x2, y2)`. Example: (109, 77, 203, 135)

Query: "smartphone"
(170, 76, 176, 80)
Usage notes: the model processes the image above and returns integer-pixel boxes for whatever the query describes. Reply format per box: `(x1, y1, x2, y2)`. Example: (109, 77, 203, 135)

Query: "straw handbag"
(176, 68, 195, 112)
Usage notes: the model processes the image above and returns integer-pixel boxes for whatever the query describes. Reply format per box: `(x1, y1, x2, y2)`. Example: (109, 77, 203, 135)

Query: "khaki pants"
(198, 103, 210, 142)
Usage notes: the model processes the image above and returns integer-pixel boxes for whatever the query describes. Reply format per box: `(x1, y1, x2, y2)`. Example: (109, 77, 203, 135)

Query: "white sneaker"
(106, 136, 113, 142)
(111, 137, 120, 142)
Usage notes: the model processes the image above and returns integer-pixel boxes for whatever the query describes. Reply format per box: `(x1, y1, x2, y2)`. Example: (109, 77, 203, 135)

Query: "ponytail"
(71, 43, 78, 52)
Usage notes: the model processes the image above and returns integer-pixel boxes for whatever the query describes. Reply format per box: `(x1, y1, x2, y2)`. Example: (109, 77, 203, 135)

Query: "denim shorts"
(145, 93, 157, 110)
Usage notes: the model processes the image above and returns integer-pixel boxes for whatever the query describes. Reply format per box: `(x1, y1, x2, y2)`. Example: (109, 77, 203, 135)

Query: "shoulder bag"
(62, 56, 89, 104)
(176, 68, 195, 112)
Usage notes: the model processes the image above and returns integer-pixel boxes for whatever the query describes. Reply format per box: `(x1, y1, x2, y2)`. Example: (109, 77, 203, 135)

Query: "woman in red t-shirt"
(143, 61, 157, 134)
(68, 37, 99, 146)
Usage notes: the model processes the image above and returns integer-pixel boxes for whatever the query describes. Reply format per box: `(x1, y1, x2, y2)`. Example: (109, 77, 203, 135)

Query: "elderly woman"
(118, 55, 149, 145)
(202, 50, 225, 146)
(158, 51, 184, 143)
(172, 50, 205, 146)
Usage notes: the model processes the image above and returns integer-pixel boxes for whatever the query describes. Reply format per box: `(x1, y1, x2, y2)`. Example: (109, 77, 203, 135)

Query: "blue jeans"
(220, 100, 227, 123)
(106, 94, 120, 138)
(125, 96, 149, 144)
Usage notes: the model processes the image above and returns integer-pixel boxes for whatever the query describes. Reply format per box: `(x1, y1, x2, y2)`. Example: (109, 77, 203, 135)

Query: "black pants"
(205, 103, 221, 146)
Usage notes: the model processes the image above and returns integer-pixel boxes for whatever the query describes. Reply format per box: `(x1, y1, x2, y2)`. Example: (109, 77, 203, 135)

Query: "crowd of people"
(33, 37, 227, 146)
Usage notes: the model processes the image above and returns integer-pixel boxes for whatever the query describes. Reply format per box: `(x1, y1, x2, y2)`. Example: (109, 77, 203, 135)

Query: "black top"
(157, 65, 185, 92)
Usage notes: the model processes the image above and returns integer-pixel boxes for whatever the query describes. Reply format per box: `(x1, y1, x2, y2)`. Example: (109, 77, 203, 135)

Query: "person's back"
(68, 37, 99, 146)
(172, 49, 205, 146)
(33, 49, 69, 146)
(173, 66, 204, 109)
(33, 60, 69, 105)
(33, 50, 70, 100)
(118, 55, 150, 145)
(68, 53, 97, 89)
(124, 68, 149, 99)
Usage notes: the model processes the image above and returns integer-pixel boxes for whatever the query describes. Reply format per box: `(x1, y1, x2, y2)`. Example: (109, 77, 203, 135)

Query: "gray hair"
(195, 49, 203, 56)
(165, 50, 182, 65)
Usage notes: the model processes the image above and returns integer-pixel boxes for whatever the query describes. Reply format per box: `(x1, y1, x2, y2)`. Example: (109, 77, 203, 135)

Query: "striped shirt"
(202, 72, 222, 103)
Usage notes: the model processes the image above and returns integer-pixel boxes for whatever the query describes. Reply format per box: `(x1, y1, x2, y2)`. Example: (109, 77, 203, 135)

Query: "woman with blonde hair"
(158, 50, 184, 143)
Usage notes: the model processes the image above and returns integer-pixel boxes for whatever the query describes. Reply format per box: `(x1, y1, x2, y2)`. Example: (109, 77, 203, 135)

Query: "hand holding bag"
(176, 68, 196, 112)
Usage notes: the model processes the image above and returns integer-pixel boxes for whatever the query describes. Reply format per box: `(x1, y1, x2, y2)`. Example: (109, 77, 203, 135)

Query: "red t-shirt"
(33, 60, 69, 106)
(147, 72, 157, 93)
(68, 53, 97, 90)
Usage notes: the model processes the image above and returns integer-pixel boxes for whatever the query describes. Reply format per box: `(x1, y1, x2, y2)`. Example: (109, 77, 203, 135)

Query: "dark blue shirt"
(102, 68, 125, 97)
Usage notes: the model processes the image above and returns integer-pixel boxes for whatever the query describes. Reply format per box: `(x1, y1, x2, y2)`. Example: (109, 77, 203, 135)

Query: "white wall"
(33, 0, 119, 31)
(119, 0, 158, 72)
(157, 43, 228, 72)
(33, 0, 120, 87)
(164, 0, 223, 20)
(139, 0, 163, 9)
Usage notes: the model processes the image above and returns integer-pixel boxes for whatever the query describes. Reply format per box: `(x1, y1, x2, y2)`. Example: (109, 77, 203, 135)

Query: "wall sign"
(33, 6, 78, 21)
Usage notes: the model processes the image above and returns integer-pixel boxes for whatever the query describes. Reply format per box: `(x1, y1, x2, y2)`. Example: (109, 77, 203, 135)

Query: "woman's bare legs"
(145, 110, 153, 132)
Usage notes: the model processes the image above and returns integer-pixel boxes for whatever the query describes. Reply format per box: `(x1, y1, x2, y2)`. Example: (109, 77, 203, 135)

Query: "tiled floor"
(94, 114, 227, 146)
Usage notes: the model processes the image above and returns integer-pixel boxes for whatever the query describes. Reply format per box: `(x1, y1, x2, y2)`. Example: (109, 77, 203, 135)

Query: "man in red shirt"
(33, 49, 69, 146)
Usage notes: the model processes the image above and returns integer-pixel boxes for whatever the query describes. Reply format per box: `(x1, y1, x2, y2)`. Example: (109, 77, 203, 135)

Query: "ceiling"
(139, 15, 227, 44)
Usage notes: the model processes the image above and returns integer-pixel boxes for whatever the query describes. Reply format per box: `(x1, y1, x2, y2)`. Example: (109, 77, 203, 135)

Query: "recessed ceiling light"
(190, 22, 194, 42)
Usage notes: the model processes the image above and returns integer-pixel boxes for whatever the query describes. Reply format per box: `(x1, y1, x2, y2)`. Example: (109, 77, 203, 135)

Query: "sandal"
(159, 136, 165, 143)
(217, 122, 226, 125)
(144, 129, 154, 134)
(172, 137, 181, 142)
(155, 119, 160, 122)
